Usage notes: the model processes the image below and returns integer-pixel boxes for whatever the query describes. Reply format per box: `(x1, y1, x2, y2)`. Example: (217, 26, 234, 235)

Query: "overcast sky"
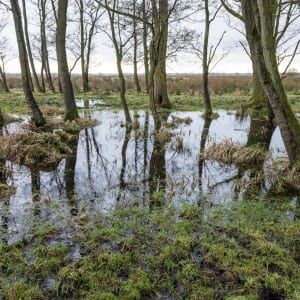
(1, 2, 300, 75)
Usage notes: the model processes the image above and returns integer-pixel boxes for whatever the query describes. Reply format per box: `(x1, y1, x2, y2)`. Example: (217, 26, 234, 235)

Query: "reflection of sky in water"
(0, 110, 289, 242)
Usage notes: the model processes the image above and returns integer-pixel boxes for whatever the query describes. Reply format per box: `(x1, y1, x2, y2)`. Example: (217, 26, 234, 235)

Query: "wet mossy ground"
(1, 199, 299, 299)
(1, 89, 300, 115)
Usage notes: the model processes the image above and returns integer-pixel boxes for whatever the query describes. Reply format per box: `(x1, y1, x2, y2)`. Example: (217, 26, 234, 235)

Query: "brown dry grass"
(201, 140, 269, 167)
(47, 117, 98, 133)
(4, 74, 300, 95)
(0, 183, 15, 199)
(0, 131, 74, 170)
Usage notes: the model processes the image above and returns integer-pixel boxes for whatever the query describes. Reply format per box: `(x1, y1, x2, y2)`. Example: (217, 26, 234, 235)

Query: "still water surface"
(0, 109, 288, 242)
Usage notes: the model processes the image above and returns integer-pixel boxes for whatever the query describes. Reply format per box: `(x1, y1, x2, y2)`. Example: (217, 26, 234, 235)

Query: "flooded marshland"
(0, 108, 291, 242)
(1, 107, 299, 299)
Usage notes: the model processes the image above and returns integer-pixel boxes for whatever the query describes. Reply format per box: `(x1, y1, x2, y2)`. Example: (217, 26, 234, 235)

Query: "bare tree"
(0, 17, 9, 92)
(56, 0, 79, 120)
(240, 0, 300, 164)
(103, 0, 132, 124)
(190, 1, 225, 118)
(9, 0, 46, 127)
(132, 0, 141, 93)
(73, 0, 103, 92)
(21, 0, 43, 92)
(141, 0, 149, 93)
(38, 0, 55, 92)
(221, 0, 300, 117)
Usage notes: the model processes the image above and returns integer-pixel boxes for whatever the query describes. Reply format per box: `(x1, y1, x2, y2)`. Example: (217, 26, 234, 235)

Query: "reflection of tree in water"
(198, 117, 212, 196)
(236, 117, 275, 197)
(64, 134, 79, 216)
(31, 167, 41, 218)
(0, 123, 9, 242)
(149, 113, 169, 208)
(117, 126, 132, 202)
(142, 112, 149, 203)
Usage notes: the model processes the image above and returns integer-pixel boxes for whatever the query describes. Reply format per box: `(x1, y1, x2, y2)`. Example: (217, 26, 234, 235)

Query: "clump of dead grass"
(166, 115, 193, 128)
(0, 183, 15, 199)
(42, 105, 64, 116)
(48, 117, 98, 133)
(202, 140, 268, 167)
(155, 126, 173, 144)
(172, 136, 184, 151)
(0, 131, 74, 170)
(0, 165, 15, 199)
(266, 160, 300, 195)
(233, 158, 300, 195)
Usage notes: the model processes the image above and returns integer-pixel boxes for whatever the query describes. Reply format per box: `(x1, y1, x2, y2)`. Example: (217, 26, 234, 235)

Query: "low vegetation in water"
(0, 130, 73, 171)
(0, 183, 15, 199)
(47, 117, 99, 133)
(201, 140, 269, 167)
(0, 199, 299, 299)
(1, 89, 300, 116)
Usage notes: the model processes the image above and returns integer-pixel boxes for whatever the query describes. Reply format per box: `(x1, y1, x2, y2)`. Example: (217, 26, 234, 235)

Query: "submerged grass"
(0, 199, 299, 299)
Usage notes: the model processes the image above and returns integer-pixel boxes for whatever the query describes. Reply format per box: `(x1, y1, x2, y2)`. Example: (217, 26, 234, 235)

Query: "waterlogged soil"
(0, 109, 299, 299)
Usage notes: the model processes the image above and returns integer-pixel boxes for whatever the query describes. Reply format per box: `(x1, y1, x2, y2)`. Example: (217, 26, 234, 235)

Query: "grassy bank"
(1, 89, 300, 115)
(1, 198, 299, 299)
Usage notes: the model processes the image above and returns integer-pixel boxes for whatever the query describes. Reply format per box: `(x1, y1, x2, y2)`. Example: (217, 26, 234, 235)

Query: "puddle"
(0, 110, 292, 243)
(76, 99, 107, 109)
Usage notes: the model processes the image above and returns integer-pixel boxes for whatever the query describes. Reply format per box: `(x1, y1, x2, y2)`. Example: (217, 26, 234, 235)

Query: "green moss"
(34, 224, 56, 240)
(1, 200, 299, 299)
(3, 282, 44, 300)
(0, 89, 299, 116)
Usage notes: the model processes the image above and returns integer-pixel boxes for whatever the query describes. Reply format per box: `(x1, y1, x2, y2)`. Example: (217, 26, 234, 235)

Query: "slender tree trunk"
(21, 0, 42, 93)
(106, 3, 132, 124)
(40, 0, 55, 93)
(0, 110, 3, 127)
(202, 0, 213, 118)
(41, 65, 46, 92)
(133, 1, 141, 93)
(78, 0, 88, 92)
(40, 0, 55, 92)
(142, 0, 150, 94)
(117, 56, 132, 124)
(0, 65, 9, 93)
(84, 35, 92, 92)
(10, 0, 45, 127)
(199, 117, 212, 186)
(56, 0, 79, 121)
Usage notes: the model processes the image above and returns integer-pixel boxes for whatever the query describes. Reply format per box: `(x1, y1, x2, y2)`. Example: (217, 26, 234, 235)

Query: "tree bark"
(202, 0, 213, 118)
(142, 0, 150, 94)
(56, 0, 79, 121)
(153, 0, 170, 108)
(150, 0, 171, 109)
(10, 0, 45, 127)
(117, 55, 132, 124)
(133, 1, 141, 93)
(106, 1, 132, 124)
(241, 0, 300, 164)
(21, 0, 43, 93)
(0, 64, 9, 93)
(78, 0, 88, 92)
(0, 110, 3, 127)
(40, 0, 55, 92)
